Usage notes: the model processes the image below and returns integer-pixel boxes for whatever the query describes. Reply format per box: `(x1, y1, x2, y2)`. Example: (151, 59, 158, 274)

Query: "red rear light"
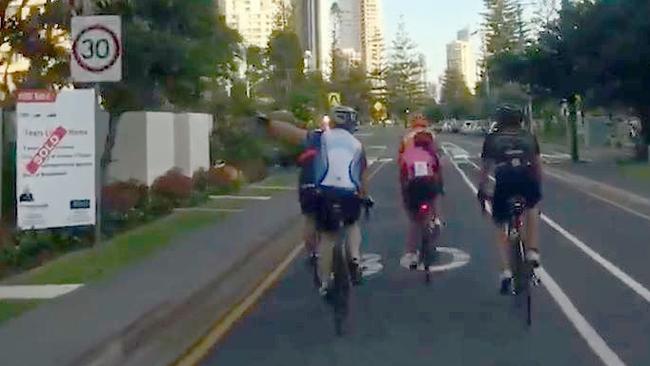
(419, 203, 430, 214)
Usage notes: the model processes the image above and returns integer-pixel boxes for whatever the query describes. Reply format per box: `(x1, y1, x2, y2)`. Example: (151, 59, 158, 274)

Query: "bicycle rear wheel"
(422, 233, 431, 283)
(331, 231, 350, 336)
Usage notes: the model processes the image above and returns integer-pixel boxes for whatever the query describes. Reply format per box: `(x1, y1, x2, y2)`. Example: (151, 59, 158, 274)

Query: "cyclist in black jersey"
(478, 105, 543, 294)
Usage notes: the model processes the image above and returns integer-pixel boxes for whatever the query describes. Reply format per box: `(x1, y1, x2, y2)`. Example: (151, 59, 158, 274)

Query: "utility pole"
(568, 94, 580, 162)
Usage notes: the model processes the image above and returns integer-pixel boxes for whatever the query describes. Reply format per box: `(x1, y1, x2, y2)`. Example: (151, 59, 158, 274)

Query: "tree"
(488, 0, 650, 157)
(1, 0, 70, 104)
(424, 102, 444, 123)
(532, 0, 559, 33)
(267, 29, 304, 105)
(386, 19, 427, 120)
(96, 0, 240, 114)
(245, 46, 269, 98)
(440, 67, 475, 119)
(482, 0, 524, 57)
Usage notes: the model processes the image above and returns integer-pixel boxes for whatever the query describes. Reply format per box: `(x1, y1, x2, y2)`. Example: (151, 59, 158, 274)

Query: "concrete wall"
(108, 111, 212, 186)
(174, 113, 212, 177)
(145, 112, 176, 185)
(109, 112, 149, 184)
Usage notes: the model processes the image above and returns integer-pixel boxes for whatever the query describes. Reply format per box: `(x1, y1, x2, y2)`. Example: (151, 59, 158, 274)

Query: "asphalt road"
(200, 127, 649, 366)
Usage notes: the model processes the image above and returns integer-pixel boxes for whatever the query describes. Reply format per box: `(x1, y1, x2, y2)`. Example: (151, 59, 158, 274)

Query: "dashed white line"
(442, 144, 626, 366)
(0, 284, 83, 300)
(209, 195, 272, 201)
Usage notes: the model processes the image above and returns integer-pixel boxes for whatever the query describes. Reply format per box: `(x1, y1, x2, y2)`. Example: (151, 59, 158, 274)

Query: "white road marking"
(442, 144, 626, 366)
(249, 185, 296, 191)
(399, 247, 471, 272)
(360, 253, 383, 277)
(444, 141, 650, 305)
(356, 133, 373, 137)
(209, 195, 271, 201)
(0, 284, 83, 300)
(174, 208, 244, 213)
(540, 214, 650, 303)
(368, 145, 387, 150)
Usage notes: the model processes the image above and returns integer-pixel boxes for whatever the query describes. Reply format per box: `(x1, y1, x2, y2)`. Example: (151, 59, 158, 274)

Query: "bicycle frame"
(505, 197, 536, 327)
(418, 202, 435, 280)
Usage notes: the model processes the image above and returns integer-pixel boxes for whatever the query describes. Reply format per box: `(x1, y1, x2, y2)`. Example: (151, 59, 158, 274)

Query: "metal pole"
(0, 108, 3, 220)
(77, 0, 102, 244)
(569, 97, 579, 162)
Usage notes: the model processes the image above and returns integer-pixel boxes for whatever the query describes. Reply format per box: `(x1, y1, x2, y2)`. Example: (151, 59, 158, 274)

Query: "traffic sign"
(328, 92, 341, 107)
(71, 16, 122, 82)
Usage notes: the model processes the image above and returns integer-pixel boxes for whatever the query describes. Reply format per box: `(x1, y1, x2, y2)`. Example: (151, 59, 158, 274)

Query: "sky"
(382, 0, 485, 85)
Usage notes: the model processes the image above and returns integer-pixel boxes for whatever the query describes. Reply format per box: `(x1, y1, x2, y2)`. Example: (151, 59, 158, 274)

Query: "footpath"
(0, 169, 304, 366)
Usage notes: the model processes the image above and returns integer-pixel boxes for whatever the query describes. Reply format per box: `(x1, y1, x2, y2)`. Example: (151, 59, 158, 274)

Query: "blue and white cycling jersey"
(306, 128, 366, 193)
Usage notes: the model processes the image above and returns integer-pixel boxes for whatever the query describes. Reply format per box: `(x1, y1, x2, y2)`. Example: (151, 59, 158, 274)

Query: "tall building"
(446, 27, 478, 94)
(360, 0, 384, 73)
(295, 0, 332, 77)
(337, 0, 362, 57)
(217, 0, 286, 48)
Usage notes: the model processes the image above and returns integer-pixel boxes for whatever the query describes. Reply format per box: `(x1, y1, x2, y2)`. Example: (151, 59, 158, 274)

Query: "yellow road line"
(175, 153, 392, 365)
(174, 244, 303, 366)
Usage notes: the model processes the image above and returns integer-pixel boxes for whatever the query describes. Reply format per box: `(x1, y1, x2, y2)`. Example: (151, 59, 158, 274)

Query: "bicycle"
(504, 196, 540, 327)
(410, 200, 441, 283)
(314, 192, 373, 336)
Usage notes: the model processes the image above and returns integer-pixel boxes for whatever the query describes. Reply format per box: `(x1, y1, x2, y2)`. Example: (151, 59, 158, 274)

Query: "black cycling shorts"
(492, 168, 542, 224)
(299, 188, 319, 214)
(402, 177, 442, 216)
(314, 188, 361, 232)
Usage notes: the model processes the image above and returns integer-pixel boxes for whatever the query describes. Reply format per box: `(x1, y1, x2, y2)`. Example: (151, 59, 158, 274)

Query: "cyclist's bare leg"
(524, 206, 540, 252)
(495, 225, 511, 272)
(346, 223, 362, 261)
(318, 231, 336, 289)
(303, 215, 319, 254)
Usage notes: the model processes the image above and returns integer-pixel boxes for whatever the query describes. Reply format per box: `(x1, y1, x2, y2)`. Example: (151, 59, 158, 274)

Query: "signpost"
(327, 93, 341, 108)
(16, 90, 96, 230)
(71, 16, 122, 82)
(70, 14, 122, 242)
(371, 101, 387, 125)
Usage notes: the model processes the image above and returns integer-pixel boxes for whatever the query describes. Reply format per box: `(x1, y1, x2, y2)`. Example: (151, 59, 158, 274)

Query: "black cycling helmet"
(495, 104, 523, 127)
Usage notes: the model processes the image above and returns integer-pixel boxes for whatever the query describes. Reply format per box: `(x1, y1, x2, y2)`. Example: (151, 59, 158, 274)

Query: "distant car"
(441, 121, 453, 133)
(461, 121, 474, 134)
(384, 119, 394, 125)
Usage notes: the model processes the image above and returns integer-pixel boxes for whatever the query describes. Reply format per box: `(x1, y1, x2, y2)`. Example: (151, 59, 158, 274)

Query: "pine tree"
(386, 19, 427, 117)
(441, 67, 475, 119)
(482, 0, 525, 56)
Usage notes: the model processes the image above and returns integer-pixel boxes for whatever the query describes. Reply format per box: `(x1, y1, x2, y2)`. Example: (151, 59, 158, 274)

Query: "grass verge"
(0, 300, 41, 325)
(13, 211, 222, 285)
(619, 163, 650, 182)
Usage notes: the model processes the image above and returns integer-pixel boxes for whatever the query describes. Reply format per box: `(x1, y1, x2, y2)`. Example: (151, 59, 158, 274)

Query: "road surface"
(199, 127, 649, 366)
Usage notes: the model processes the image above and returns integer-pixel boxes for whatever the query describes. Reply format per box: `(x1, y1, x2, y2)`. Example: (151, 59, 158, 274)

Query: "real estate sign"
(16, 89, 96, 230)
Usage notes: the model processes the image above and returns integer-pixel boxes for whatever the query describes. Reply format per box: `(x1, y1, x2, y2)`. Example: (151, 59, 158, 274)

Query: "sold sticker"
(26, 126, 67, 175)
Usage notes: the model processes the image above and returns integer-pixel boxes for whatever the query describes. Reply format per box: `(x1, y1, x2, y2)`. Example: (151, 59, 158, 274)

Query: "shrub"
(208, 164, 240, 186)
(103, 180, 148, 215)
(151, 169, 193, 204)
(235, 159, 268, 183)
(192, 168, 210, 192)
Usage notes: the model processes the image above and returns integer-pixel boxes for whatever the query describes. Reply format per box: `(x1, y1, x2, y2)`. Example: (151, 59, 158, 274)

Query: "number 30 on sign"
(71, 15, 122, 82)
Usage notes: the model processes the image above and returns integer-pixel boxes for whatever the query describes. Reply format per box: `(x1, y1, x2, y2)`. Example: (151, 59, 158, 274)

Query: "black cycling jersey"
(481, 128, 540, 170)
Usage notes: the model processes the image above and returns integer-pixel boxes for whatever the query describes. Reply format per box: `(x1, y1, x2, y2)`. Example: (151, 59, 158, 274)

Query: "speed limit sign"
(71, 16, 122, 82)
